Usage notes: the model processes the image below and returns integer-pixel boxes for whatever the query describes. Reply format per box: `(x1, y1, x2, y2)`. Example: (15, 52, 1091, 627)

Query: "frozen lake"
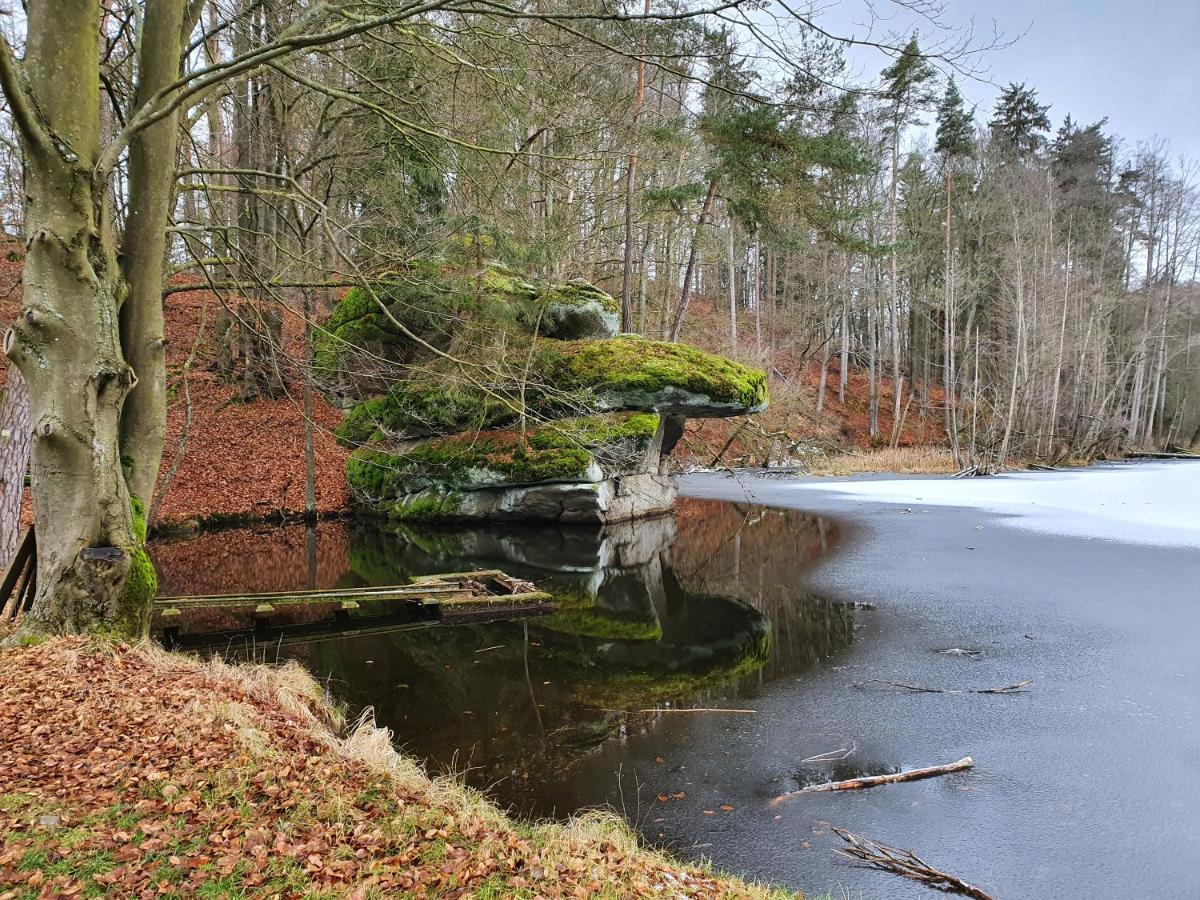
(772, 460, 1200, 548)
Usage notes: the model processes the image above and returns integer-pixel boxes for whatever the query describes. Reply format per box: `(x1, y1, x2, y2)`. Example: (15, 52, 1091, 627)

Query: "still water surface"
(151, 500, 864, 862)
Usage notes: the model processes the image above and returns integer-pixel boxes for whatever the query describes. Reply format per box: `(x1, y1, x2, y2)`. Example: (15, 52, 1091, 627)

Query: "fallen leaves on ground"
(0, 638, 793, 899)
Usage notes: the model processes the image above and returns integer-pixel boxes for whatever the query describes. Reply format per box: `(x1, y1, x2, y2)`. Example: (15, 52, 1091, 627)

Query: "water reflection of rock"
(344, 515, 772, 686)
(150, 501, 858, 814)
(299, 516, 781, 804)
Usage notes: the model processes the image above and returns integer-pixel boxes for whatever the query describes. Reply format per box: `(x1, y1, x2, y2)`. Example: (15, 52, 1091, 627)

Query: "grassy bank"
(0, 637, 795, 899)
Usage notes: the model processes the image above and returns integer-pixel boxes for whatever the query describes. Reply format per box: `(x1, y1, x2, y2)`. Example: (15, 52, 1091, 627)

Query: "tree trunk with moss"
(0, 1, 164, 638)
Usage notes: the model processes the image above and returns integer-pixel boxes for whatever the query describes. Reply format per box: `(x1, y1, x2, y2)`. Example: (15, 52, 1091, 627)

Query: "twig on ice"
(833, 827, 995, 899)
(801, 741, 858, 763)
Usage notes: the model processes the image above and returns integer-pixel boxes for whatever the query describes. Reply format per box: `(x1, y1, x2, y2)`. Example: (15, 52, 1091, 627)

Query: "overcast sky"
(814, 0, 1200, 161)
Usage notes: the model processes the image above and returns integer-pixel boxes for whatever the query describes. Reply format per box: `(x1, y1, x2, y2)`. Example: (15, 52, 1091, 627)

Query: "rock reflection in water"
(149, 500, 855, 816)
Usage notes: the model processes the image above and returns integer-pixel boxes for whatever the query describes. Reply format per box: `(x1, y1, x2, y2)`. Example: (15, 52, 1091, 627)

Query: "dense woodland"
(0, 0, 1197, 633)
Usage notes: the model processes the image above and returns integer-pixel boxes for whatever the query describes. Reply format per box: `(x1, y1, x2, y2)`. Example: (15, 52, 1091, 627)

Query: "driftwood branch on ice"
(770, 757, 973, 806)
(833, 827, 995, 899)
(854, 678, 1032, 694)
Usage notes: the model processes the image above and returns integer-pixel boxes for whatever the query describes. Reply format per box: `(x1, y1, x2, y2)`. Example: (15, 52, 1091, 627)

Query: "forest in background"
(0, 0, 1198, 562)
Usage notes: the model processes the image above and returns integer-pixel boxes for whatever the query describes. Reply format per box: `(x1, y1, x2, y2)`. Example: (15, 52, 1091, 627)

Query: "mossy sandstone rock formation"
(317, 260, 767, 523)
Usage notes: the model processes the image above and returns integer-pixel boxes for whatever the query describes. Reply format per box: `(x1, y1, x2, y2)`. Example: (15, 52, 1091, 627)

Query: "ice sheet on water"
(787, 462, 1200, 548)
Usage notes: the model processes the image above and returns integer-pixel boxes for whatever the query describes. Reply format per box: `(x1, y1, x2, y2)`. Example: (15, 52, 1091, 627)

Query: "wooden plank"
(149, 571, 547, 637)
(0, 528, 35, 622)
(409, 569, 504, 583)
(153, 587, 476, 611)
(155, 580, 477, 604)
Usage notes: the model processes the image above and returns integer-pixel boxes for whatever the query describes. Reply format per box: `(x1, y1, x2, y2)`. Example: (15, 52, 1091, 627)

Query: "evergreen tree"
(1051, 117, 1117, 263)
(989, 82, 1051, 156)
(935, 78, 975, 160)
(879, 36, 936, 441)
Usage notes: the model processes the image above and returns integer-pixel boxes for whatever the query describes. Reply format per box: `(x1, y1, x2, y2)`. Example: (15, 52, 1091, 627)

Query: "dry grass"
(803, 446, 959, 476)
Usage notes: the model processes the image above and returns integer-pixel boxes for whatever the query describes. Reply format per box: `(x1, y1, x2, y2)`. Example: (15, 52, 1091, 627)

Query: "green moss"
(538, 335, 768, 409)
(336, 383, 518, 448)
(537, 607, 663, 642)
(118, 497, 157, 636)
(123, 546, 158, 606)
(539, 279, 619, 315)
(528, 411, 659, 450)
(577, 632, 772, 710)
(382, 491, 466, 521)
(534, 582, 664, 641)
(403, 437, 592, 485)
(345, 412, 658, 500)
(130, 496, 149, 544)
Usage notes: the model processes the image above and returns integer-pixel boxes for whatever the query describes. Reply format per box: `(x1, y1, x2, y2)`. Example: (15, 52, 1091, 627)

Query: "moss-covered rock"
(319, 255, 768, 523)
(346, 412, 660, 501)
(313, 262, 538, 391)
(537, 335, 768, 416)
(336, 383, 518, 447)
(531, 279, 619, 340)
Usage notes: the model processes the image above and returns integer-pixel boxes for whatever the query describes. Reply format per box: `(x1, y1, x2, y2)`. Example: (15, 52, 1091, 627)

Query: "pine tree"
(880, 36, 936, 441)
(935, 78, 975, 160)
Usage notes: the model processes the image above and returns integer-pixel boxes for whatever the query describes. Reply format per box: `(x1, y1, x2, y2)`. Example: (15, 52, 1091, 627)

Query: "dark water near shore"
(151, 500, 858, 823)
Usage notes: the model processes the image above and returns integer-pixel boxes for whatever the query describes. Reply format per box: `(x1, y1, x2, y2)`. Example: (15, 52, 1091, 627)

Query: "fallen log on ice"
(770, 756, 973, 806)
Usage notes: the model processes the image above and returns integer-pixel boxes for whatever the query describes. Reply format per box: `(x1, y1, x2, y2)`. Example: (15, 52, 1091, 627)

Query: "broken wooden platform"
(154, 569, 554, 649)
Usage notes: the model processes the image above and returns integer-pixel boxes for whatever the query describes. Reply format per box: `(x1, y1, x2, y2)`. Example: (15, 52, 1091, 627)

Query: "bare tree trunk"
(303, 288, 317, 521)
(816, 314, 831, 414)
(636, 223, 651, 334)
(0, 366, 30, 567)
(999, 212, 1026, 466)
(868, 290, 879, 438)
(753, 236, 763, 358)
(727, 211, 737, 352)
(119, 0, 189, 507)
(839, 253, 849, 404)
(943, 158, 960, 463)
(619, 0, 650, 331)
(669, 176, 718, 342)
(1046, 232, 1071, 457)
(887, 126, 903, 444)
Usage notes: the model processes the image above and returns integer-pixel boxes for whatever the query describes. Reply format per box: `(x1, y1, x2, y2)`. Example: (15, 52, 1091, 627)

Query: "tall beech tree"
(2, 0, 708, 637)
